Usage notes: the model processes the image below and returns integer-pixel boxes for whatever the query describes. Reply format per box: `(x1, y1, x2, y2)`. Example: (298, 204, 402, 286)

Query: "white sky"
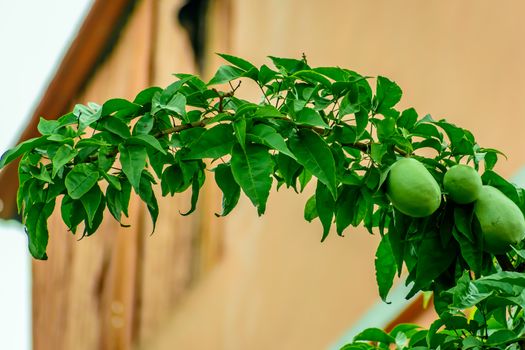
(0, 1, 93, 349)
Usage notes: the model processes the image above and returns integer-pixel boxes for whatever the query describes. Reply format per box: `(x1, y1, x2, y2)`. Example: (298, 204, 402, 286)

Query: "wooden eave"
(0, 0, 135, 219)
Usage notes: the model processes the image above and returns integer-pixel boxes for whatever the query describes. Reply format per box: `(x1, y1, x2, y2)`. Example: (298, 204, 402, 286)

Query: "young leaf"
(288, 129, 337, 199)
(230, 143, 273, 215)
(214, 163, 241, 217)
(37, 117, 60, 135)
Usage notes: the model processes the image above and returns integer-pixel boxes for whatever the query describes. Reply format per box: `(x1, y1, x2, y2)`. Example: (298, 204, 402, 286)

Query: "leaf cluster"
(2, 54, 525, 348)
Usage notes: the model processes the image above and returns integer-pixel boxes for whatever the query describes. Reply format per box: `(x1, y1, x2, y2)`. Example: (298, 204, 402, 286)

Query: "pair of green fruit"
(386, 158, 525, 254)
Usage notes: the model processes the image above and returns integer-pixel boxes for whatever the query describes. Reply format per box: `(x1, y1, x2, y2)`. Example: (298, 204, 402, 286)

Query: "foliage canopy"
(2, 54, 525, 349)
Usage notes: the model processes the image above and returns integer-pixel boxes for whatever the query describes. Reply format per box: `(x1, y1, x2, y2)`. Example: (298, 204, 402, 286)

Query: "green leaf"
(101, 98, 140, 116)
(138, 171, 159, 231)
(208, 65, 245, 85)
(390, 210, 410, 276)
(258, 64, 278, 85)
(106, 185, 129, 226)
(65, 163, 99, 200)
(398, 108, 418, 130)
(180, 171, 204, 216)
(292, 70, 332, 87)
(288, 129, 337, 198)
(354, 328, 395, 344)
(304, 194, 318, 222)
(414, 232, 456, 290)
(375, 234, 397, 302)
(99, 117, 131, 139)
(83, 197, 106, 236)
(76, 103, 101, 131)
(134, 86, 162, 105)
(376, 76, 402, 112)
(51, 144, 78, 178)
(127, 134, 167, 155)
(61, 195, 85, 232)
(230, 143, 273, 215)
(486, 329, 519, 346)
(355, 110, 369, 137)
(80, 184, 103, 226)
(133, 113, 154, 135)
(313, 67, 351, 81)
(118, 144, 147, 193)
(183, 124, 235, 159)
(24, 202, 54, 260)
(37, 117, 60, 135)
(248, 124, 295, 159)
(165, 93, 187, 119)
(315, 181, 335, 241)
(217, 53, 257, 72)
(233, 118, 247, 148)
(336, 185, 359, 235)
(452, 227, 482, 276)
(0, 136, 49, 169)
(214, 163, 240, 217)
(275, 153, 302, 189)
(295, 108, 329, 128)
(268, 56, 309, 74)
(254, 105, 282, 118)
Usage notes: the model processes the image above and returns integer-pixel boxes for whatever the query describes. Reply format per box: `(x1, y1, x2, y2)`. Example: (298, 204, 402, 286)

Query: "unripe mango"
(386, 158, 441, 217)
(474, 185, 525, 254)
(443, 164, 482, 204)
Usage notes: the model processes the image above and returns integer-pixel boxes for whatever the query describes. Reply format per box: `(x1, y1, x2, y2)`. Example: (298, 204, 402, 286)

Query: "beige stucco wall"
(142, 1, 525, 349)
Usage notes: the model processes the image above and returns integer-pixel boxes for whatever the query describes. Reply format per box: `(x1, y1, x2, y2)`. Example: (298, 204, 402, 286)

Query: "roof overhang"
(0, 0, 135, 219)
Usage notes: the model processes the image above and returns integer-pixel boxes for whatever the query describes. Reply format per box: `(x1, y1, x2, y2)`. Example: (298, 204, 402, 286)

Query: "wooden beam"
(0, 0, 135, 219)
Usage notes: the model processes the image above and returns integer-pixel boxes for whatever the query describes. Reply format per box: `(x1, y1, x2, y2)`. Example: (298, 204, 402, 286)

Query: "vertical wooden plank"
(135, 0, 201, 344)
(32, 1, 154, 349)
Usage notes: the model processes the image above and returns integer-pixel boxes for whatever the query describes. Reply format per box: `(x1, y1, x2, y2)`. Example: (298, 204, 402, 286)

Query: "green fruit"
(474, 185, 525, 254)
(443, 164, 482, 204)
(386, 158, 441, 217)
